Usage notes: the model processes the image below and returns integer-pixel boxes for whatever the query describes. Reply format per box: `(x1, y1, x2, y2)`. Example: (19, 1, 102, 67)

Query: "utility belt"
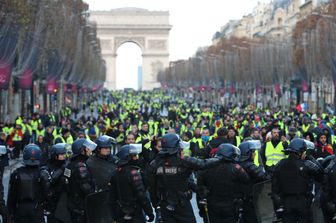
(159, 190, 192, 210)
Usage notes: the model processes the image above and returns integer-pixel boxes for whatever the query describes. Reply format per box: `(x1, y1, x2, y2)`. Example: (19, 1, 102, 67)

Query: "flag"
(0, 60, 11, 90)
(298, 65, 309, 92)
(273, 68, 282, 96)
(46, 78, 58, 94)
(19, 68, 33, 90)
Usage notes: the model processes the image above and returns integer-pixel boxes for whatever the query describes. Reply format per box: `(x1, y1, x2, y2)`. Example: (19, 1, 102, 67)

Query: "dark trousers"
(160, 200, 196, 223)
(240, 199, 258, 223)
(282, 196, 312, 223)
(14, 203, 45, 223)
(13, 141, 23, 159)
(208, 202, 238, 223)
(117, 208, 146, 223)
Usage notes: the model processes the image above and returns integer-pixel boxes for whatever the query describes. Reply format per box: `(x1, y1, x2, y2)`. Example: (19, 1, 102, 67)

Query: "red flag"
(0, 60, 11, 90)
(46, 78, 58, 94)
(19, 68, 33, 89)
(274, 84, 281, 95)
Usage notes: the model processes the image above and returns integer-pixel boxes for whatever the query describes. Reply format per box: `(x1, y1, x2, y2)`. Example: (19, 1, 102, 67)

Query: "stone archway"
(90, 8, 172, 90)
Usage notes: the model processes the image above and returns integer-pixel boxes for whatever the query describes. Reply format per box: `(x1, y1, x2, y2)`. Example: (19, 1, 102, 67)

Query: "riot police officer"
(239, 140, 269, 223)
(7, 144, 45, 223)
(147, 133, 221, 223)
(40, 143, 68, 223)
(111, 144, 154, 223)
(87, 135, 116, 191)
(64, 138, 97, 223)
(197, 143, 250, 223)
(272, 138, 323, 223)
(320, 155, 336, 222)
(0, 132, 9, 222)
(86, 135, 116, 222)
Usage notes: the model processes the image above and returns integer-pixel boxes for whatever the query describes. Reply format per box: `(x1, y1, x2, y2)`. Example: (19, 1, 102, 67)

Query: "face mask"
(201, 136, 210, 142)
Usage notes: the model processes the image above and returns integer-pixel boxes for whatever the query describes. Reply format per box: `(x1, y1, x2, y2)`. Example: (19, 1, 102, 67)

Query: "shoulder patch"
(64, 168, 71, 178)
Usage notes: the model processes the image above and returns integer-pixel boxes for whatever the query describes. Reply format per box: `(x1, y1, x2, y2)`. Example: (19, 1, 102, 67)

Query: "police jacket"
(0, 139, 9, 167)
(7, 166, 45, 215)
(64, 155, 96, 210)
(321, 155, 336, 214)
(272, 154, 323, 207)
(86, 154, 116, 191)
(40, 160, 66, 211)
(197, 161, 250, 205)
(111, 162, 153, 218)
(147, 154, 220, 208)
(240, 160, 269, 198)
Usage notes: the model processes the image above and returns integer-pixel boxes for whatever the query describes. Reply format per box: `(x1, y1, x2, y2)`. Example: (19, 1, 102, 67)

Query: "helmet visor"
(129, 144, 142, 155)
(84, 139, 97, 151)
(304, 140, 315, 151)
(248, 140, 261, 151)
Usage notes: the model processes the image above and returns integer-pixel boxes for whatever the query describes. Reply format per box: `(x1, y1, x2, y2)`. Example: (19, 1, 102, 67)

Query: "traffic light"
(34, 104, 40, 110)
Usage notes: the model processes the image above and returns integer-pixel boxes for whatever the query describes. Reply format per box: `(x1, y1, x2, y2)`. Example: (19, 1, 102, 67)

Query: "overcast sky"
(84, 0, 270, 89)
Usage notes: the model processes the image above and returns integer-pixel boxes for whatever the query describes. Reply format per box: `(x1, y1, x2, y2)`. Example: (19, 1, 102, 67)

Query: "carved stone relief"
(148, 40, 167, 50)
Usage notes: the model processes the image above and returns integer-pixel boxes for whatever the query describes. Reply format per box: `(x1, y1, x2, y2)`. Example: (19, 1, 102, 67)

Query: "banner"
(0, 60, 11, 90)
(19, 68, 33, 89)
(46, 78, 58, 94)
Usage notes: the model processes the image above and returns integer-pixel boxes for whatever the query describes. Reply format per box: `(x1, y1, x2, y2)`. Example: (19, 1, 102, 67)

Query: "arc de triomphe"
(90, 8, 172, 90)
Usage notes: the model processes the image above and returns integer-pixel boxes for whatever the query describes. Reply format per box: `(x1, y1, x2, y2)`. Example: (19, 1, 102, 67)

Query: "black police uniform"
(0, 138, 9, 220)
(64, 154, 96, 223)
(111, 145, 153, 223)
(7, 144, 45, 223)
(147, 154, 220, 223)
(8, 166, 45, 223)
(40, 159, 66, 223)
(321, 155, 336, 222)
(240, 159, 269, 223)
(198, 159, 249, 222)
(272, 154, 323, 223)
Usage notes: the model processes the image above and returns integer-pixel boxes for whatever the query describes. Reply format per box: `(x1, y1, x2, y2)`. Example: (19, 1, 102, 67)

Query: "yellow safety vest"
(13, 132, 23, 141)
(36, 129, 45, 137)
(236, 136, 241, 147)
(265, 141, 285, 166)
(66, 135, 74, 145)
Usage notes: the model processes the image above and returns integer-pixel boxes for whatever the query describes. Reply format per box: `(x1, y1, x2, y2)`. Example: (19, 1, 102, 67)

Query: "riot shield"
(85, 190, 114, 223)
(252, 180, 277, 223)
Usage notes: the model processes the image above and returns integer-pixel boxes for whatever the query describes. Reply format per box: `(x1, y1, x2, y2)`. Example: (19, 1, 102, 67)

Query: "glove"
(275, 206, 285, 219)
(146, 213, 155, 222)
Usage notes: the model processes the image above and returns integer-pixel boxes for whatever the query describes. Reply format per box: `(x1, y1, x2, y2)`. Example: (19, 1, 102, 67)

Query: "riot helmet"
(239, 140, 261, 162)
(72, 138, 97, 157)
(159, 133, 180, 155)
(285, 138, 314, 154)
(23, 144, 42, 166)
(215, 143, 241, 162)
(95, 135, 115, 158)
(116, 144, 142, 166)
(49, 143, 68, 160)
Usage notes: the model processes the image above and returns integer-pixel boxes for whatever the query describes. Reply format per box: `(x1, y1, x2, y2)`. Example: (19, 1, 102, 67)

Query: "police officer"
(0, 132, 9, 222)
(320, 155, 336, 222)
(197, 143, 249, 223)
(272, 138, 323, 223)
(40, 143, 68, 223)
(147, 133, 221, 223)
(64, 138, 97, 223)
(239, 140, 269, 223)
(87, 135, 116, 190)
(111, 144, 154, 223)
(7, 144, 45, 223)
(86, 135, 116, 222)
